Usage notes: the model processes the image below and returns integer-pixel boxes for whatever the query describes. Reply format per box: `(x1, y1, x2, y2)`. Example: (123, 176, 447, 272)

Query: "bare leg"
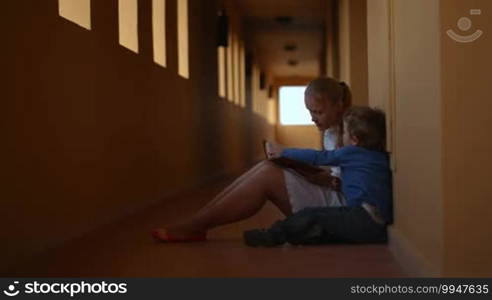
(199, 160, 269, 211)
(159, 161, 292, 238)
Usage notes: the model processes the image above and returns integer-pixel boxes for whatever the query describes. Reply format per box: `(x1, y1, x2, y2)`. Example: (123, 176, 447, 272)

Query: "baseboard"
(388, 226, 442, 277)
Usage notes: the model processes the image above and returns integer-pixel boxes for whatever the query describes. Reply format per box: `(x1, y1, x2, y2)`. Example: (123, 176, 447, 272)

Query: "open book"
(263, 140, 324, 177)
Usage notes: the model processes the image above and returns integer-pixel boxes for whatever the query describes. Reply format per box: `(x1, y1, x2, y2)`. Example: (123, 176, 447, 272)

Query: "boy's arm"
(269, 148, 342, 190)
(268, 156, 340, 189)
(281, 148, 340, 166)
(268, 157, 324, 175)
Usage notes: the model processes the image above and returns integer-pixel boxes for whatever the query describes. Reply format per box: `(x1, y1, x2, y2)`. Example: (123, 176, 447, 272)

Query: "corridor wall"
(367, 0, 492, 276)
(0, 0, 274, 272)
(337, 0, 369, 106)
(440, 0, 492, 277)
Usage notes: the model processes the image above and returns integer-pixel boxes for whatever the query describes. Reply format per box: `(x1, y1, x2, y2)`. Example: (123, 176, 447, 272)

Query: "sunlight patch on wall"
(239, 41, 246, 107)
(152, 0, 166, 67)
(218, 47, 226, 98)
(118, 0, 139, 53)
(267, 99, 276, 125)
(226, 29, 233, 102)
(233, 33, 240, 106)
(58, 0, 91, 30)
(252, 64, 260, 113)
(177, 0, 189, 78)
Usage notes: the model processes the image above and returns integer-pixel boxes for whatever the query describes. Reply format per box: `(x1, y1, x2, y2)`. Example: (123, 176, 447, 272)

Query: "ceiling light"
(284, 44, 297, 51)
(274, 16, 293, 25)
(287, 60, 298, 66)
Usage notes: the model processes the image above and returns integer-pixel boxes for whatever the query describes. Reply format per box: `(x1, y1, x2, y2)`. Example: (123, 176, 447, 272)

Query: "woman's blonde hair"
(305, 77, 353, 147)
(305, 77, 352, 111)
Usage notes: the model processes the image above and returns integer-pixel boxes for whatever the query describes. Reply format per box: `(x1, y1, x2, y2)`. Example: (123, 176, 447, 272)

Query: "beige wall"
(366, 0, 390, 111)
(368, 0, 492, 276)
(276, 126, 322, 149)
(440, 0, 492, 277)
(366, 0, 394, 154)
(339, 0, 350, 84)
(391, 0, 443, 277)
(1, 0, 274, 273)
(338, 0, 369, 106)
(367, 0, 444, 276)
(325, 0, 339, 79)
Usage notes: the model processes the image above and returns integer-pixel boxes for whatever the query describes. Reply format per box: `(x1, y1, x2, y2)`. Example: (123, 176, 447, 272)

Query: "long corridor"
(6, 0, 491, 278)
(12, 178, 405, 278)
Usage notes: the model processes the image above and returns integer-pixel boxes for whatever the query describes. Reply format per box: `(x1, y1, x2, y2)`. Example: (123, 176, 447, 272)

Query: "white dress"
(283, 128, 347, 213)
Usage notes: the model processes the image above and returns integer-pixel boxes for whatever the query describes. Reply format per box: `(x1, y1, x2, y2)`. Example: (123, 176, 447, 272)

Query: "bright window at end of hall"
(177, 0, 189, 78)
(279, 86, 312, 126)
(58, 0, 91, 30)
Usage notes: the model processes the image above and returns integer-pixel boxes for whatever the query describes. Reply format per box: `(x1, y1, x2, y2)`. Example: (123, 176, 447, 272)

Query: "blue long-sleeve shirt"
(281, 146, 393, 224)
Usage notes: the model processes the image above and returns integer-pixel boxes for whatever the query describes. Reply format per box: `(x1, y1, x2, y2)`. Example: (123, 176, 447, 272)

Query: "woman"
(152, 77, 351, 242)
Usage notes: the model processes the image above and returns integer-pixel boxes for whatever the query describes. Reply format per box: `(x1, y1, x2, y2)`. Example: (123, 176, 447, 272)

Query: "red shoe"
(151, 228, 207, 242)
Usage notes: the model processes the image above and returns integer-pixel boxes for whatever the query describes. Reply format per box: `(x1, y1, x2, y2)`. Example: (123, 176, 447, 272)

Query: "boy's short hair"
(343, 106, 387, 152)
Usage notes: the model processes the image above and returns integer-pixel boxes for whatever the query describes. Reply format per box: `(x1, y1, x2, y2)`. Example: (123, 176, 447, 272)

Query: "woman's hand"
(303, 171, 341, 191)
(264, 140, 285, 159)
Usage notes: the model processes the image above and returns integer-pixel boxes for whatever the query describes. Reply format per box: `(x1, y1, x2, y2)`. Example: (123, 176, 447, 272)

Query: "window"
(278, 86, 311, 125)
(152, 0, 166, 67)
(239, 41, 246, 107)
(118, 0, 139, 53)
(177, 0, 189, 78)
(226, 28, 233, 102)
(58, 0, 91, 30)
(217, 47, 226, 97)
(233, 32, 240, 105)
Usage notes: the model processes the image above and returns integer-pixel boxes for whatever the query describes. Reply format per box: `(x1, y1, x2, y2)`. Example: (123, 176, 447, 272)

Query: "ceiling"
(237, 0, 327, 80)
(237, 0, 327, 19)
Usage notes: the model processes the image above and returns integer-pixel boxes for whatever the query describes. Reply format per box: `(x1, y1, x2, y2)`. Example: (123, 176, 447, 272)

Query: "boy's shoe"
(243, 229, 284, 247)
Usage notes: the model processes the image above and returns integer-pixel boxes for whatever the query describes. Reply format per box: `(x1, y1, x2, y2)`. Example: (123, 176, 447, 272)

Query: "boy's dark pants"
(244, 206, 388, 246)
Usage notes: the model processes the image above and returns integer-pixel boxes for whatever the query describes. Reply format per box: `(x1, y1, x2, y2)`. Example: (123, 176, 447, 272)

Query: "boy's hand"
(264, 140, 285, 159)
(303, 171, 341, 191)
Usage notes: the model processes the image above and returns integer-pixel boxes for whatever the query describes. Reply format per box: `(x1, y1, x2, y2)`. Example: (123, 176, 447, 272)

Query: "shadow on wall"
(1, 0, 275, 273)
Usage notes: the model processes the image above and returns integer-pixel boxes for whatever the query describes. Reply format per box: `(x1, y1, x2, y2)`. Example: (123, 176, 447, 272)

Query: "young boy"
(244, 106, 392, 246)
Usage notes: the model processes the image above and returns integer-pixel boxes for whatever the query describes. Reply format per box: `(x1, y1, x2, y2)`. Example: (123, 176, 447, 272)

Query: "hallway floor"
(13, 179, 406, 277)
